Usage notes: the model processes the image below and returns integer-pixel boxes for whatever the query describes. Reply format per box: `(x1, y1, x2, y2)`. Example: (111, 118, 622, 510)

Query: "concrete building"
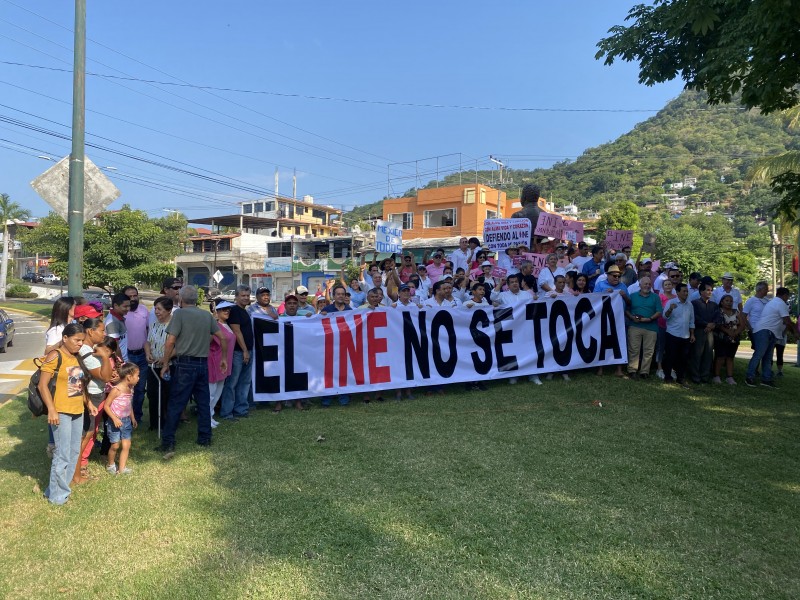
(382, 184, 511, 240)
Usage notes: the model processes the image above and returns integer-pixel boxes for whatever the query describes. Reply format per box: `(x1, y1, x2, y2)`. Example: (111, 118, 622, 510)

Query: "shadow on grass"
(1, 358, 799, 598)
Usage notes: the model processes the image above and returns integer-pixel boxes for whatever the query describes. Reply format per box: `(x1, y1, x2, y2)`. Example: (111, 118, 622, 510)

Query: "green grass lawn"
(1, 361, 798, 599)
(1, 301, 54, 318)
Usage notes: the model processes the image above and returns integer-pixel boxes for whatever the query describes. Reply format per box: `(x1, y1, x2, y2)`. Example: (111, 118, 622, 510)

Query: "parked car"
(0, 309, 15, 353)
(82, 290, 112, 310)
(42, 274, 61, 285)
(21, 272, 43, 283)
(217, 290, 237, 301)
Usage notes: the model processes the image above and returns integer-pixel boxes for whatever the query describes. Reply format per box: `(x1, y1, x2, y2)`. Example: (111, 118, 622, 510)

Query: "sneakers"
(545, 374, 554, 381)
(657, 369, 665, 380)
(776, 371, 784, 378)
(712, 376, 722, 384)
(118, 467, 133, 475)
(106, 464, 117, 474)
(760, 380, 778, 389)
(210, 419, 219, 429)
(528, 375, 542, 385)
(726, 377, 737, 385)
(744, 378, 757, 388)
(509, 377, 518, 385)
(562, 374, 571, 382)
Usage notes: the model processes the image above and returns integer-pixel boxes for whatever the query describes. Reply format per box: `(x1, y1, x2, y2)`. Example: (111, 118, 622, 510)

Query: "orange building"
(382, 184, 513, 240)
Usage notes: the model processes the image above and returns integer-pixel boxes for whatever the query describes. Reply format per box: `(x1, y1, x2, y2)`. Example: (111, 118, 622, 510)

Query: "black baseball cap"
(256, 287, 271, 295)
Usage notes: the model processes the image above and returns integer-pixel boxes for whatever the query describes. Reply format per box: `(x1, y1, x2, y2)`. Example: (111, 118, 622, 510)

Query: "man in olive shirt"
(157, 286, 228, 458)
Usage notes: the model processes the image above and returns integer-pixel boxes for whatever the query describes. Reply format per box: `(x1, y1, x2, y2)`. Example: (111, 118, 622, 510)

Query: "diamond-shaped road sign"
(30, 155, 121, 221)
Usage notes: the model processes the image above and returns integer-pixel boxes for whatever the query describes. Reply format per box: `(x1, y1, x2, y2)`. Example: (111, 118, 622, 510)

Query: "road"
(0, 310, 47, 406)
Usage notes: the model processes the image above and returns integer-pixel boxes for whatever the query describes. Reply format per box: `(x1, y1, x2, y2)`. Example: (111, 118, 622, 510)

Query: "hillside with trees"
(346, 91, 799, 290)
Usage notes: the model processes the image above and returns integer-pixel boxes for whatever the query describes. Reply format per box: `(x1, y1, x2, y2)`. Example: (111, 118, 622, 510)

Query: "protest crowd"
(33, 224, 798, 505)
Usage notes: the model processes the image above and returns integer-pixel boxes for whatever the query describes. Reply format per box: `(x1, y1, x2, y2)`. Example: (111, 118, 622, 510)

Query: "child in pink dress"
(104, 362, 140, 475)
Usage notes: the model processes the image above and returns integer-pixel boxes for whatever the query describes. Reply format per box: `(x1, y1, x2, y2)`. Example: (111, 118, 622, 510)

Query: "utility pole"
(67, 0, 86, 297)
(771, 224, 777, 292)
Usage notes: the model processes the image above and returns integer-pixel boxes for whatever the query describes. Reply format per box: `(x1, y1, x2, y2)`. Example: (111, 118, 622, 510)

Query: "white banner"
(483, 218, 531, 251)
(375, 220, 403, 253)
(251, 294, 628, 401)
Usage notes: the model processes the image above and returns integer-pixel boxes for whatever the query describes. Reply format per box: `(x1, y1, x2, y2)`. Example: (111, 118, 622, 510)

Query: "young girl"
(104, 362, 139, 475)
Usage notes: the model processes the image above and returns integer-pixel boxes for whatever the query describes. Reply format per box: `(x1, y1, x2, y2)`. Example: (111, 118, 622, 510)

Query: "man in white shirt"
(448, 237, 472, 274)
(711, 272, 743, 311)
(742, 281, 769, 332)
(745, 287, 795, 388)
(571, 242, 592, 271)
(423, 280, 459, 308)
(491, 273, 534, 307)
(392, 284, 419, 312)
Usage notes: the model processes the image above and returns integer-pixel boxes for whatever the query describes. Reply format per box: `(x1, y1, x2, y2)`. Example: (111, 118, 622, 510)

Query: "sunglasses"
(299, 292, 309, 296)
(171, 286, 182, 290)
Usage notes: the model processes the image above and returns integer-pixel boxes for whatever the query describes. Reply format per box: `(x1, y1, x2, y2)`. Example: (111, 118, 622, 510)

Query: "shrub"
(6, 284, 37, 299)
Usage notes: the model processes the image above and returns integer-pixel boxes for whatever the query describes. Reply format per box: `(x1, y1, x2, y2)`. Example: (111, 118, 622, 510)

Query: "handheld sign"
(562, 220, 584, 243)
(522, 252, 549, 278)
(642, 232, 656, 253)
(534, 213, 563, 238)
(491, 266, 507, 278)
(470, 268, 483, 279)
(512, 255, 524, 267)
(375, 220, 403, 253)
(483, 219, 531, 251)
(605, 229, 633, 251)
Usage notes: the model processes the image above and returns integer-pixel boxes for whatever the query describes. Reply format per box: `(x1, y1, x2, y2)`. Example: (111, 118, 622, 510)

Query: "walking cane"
(150, 363, 162, 439)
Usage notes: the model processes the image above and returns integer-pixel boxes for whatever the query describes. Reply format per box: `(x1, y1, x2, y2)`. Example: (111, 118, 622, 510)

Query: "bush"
(6, 284, 37, 299)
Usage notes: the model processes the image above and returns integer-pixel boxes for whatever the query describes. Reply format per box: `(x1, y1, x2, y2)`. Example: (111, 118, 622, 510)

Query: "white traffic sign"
(30, 155, 121, 221)
(213, 270, 224, 283)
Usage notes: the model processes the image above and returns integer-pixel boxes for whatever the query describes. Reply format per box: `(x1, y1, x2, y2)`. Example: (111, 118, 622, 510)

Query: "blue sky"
(0, 1, 685, 222)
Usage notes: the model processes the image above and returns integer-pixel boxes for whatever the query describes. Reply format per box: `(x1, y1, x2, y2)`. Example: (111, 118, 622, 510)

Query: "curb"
(2, 307, 48, 320)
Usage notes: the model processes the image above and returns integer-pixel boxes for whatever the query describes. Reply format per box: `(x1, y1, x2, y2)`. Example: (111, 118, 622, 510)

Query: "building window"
(295, 226, 301, 235)
(264, 201, 275, 212)
(388, 212, 413, 230)
(254, 202, 264, 213)
(486, 209, 498, 220)
(480, 189, 486, 204)
(463, 188, 476, 204)
(242, 203, 253, 214)
(312, 209, 327, 224)
(423, 208, 456, 228)
(266, 241, 292, 257)
(296, 205, 305, 215)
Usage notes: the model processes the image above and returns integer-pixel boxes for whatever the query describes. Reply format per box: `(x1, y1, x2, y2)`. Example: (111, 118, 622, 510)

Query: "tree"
(596, 0, 800, 114)
(19, 205, 187, 292)
(597, 1, 800, 219)
(0, 194, 32, 302)
(596, 200, 641, 240)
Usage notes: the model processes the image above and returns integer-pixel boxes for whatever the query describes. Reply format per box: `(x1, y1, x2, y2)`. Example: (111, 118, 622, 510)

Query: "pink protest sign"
(562, 220, 584, 243)
(491, 266, 507, 278)
(605, 229, 634, 251)
(522, 252, 549, 278)
(470, 267, 483, 279)
(512, 255, 524, 267)
(534, 213, 563, 238)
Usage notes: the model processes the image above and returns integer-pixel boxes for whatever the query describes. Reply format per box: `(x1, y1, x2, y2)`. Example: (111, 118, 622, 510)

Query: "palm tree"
(750, 107, 800, 224)
(0, 193, 33, 302)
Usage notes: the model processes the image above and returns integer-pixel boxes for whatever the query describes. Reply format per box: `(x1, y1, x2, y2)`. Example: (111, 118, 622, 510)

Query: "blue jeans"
(320, 395, 350, 407)
(220, 351, 251, 418)
(127, 351, 149, 423)
(746, 329, 776, 381)
(45, 413, 82, 505)
(162, 357, 212, 447)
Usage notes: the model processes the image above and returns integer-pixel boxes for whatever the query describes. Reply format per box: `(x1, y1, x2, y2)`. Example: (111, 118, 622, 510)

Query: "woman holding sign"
(537, 253, 566, 293)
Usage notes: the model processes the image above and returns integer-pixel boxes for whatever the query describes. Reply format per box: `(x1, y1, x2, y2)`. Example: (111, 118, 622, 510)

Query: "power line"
(0, 5, 399, 164)
(0, 32, 388, 176)
(0, 79, 366, 187)
(0, 59, 725, 114)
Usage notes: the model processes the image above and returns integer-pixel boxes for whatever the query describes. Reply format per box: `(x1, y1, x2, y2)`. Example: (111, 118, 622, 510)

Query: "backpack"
(27, 351, 62, 417)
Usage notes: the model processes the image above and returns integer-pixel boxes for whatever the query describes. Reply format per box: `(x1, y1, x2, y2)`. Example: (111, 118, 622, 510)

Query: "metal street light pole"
(66, 0, 86, 296)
